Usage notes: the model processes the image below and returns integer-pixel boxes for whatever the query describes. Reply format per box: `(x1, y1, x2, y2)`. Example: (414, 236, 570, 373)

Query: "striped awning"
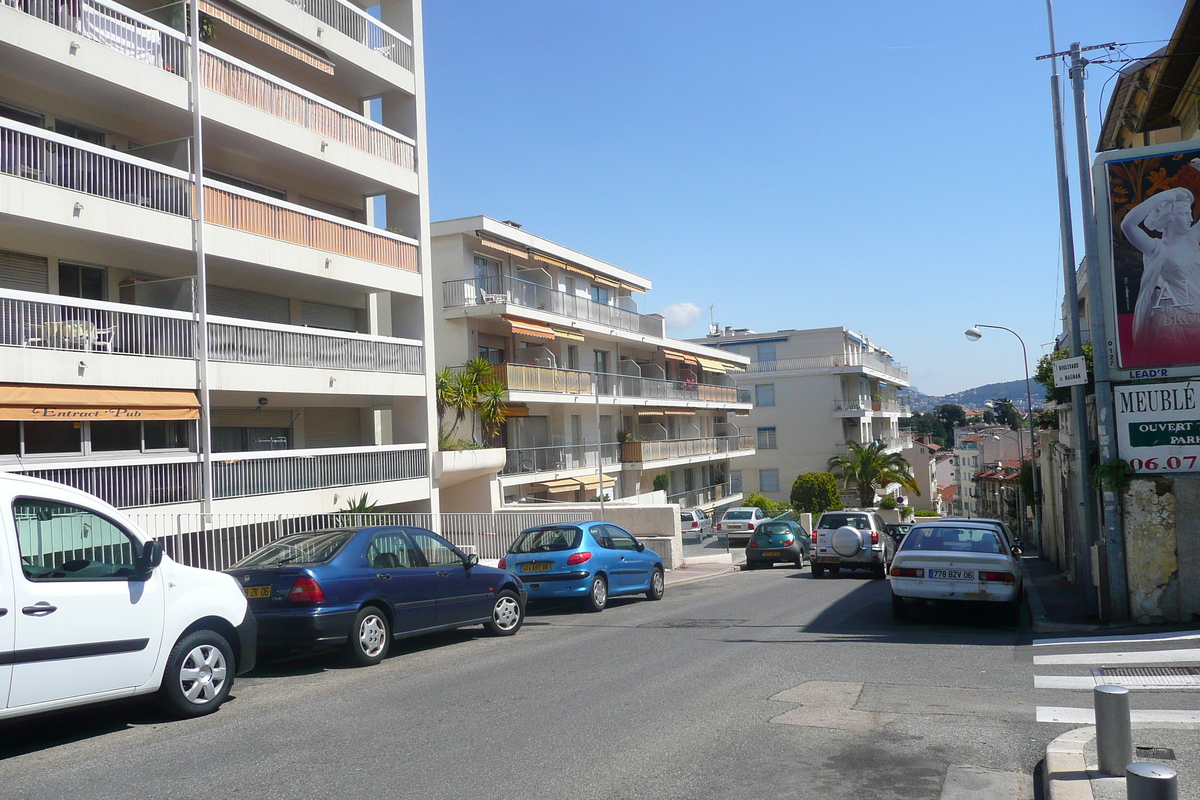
(575, 473, 616, 490)
(531, 251, 569, 269)
(637, 409, 665, 416)
(662, 348, 699, 366)
(696, 356, 729, 373)
(533, 478, 583, 495)
(504, 316, 556, 341)
(550, 326, 585, 341)
(591, 275, 619, 289)
(477, 236, 528, 259)
(198, 0, 334, 74)
(663, 409, 696, 416)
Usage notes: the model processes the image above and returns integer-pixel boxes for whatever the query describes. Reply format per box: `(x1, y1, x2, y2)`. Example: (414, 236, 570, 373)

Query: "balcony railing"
(287, 0, 414, 71)
(1, 119, 418, 271)
(493, 363, 745, 404)
(666, 481, 736, 509)
(4, 444, 428, 509)
(747, 351, 908, 381)
(834, 434, 913, 455)
(834, 398, 907, 414)
(620, 435, 754, 463)
(443, 275, 666, 338)
(9, 0, 415, 169)
(0, 287, 423, 374)
(502, 443, 621, 476)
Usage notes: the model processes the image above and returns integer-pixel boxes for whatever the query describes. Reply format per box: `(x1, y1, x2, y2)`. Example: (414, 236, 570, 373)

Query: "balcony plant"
(652, 474, 669, 492)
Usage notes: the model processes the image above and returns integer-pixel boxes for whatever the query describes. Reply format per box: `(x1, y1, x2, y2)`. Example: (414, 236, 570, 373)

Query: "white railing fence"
(288, 0, 414, 71)
(128, 510, 594, 570)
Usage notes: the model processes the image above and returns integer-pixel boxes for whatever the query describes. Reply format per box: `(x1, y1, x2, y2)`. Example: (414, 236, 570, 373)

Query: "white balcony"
(490, 363, 751, 410)
(746, 352, 909, 383)
(620, 435, 755, 468)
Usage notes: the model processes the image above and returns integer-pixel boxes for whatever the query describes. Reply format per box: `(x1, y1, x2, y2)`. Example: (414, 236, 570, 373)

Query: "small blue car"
(500, 521, 665, 612)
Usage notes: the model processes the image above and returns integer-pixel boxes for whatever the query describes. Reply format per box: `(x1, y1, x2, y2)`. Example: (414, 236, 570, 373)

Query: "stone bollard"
(1126, 762, 1178, 800)
(1094, 685, 1132, 776)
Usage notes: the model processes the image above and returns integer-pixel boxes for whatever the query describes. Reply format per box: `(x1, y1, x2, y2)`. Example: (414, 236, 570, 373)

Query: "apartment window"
(590, 286, 609, 305)
(59, 263, 106, 301)
(567, 345, 579, 370)
(54, 119, 105, 146)
(759, 469, 780, 493)
(213, 427, 291, 452)
(754, 384, 775, 407)
(478, 346, 505, 365)
(756, 343, 777, 363)
(563, 276, 576, 296)
(757, 427, 777, 449)
(730, 470, 743, 493)
(0, 103, 43, 127)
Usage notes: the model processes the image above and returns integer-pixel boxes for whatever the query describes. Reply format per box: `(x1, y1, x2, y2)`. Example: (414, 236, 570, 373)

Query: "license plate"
(819, 556, 840, 563)
(521, 563, 551, 573)
(245, 586, 271, 599)
(928, 569, 974, 581)
(728, 524, 743, 530)
(762, 551, 781, 557)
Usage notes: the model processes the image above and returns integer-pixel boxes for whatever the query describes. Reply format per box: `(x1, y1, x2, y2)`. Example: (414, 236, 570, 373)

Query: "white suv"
(0, 474, 256, 721)
(811, 509, 895, 579)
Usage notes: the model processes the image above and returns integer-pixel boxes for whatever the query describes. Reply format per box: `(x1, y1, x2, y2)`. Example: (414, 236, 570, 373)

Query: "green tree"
(790, 472, 843, 515)
(902, 412, 949, 448)
(1035, 343, 1094, 405)
(653, 473, 669, 492)
(437, 359, 508, 446)
(991, 398, 1022, 431)
(827, 441, 921, 507)
(982, 409, 996, 425)
(934, 404, 966, 443)
(476, 379, 508, 445)
(742, 492, 787, 514)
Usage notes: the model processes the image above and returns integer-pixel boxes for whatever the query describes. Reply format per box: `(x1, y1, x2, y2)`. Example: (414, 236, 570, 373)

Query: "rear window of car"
(724, 511, 754, 520)
(900, 528, 1006, 554)
(510, 527, 583, 553)
(818, 514, 868, 529)
(233, 530, 355, 567)
(680, 512, 694, 522)
(756, 522, 792, 536)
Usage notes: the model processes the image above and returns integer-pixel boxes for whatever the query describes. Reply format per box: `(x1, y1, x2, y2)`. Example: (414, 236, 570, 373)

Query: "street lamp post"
(965, 325, 1042, 547)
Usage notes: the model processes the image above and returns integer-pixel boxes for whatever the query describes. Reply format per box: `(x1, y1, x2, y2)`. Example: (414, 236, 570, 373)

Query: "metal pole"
(189, 0, 214, 513)
(1069, 42, 1130, 621)
(594, 374, 604, 520)
(1044, 3, 1097, 612)
(1126, 763, 1179, 800)
(1094, 684, 1133, 776)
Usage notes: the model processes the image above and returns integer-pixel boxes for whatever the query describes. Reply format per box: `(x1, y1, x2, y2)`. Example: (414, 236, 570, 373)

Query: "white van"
(0, 474, 255, 720)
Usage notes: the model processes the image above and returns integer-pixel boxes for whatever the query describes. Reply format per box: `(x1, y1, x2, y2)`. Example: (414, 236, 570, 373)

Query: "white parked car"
(0, 474, 256, 721)
(680, 508, 713, 537)
(888, 521, 1024, 625)
(714, 506, 767, 544)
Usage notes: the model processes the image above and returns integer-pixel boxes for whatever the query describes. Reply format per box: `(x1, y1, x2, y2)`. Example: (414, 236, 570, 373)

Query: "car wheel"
(585, 574, 608, 612)
(347, 606, 390, 666)
(1003, 590, 1023, 627)
(157, 630, 234, 718)
(891, 592, 908, 620)
(646, 567, 665, 601)
(811, 563, 824, 578)
(484, 590, 524, 636)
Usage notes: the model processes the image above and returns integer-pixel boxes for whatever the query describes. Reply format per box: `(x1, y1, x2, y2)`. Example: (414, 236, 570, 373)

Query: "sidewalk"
(1020, 551, 1100, 634)
(665, 551, 744, 587)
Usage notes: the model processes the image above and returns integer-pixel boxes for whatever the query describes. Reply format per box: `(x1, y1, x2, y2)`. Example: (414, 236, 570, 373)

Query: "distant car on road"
(229, 526, 526, 666)
(745, 520, 808, 569)
(680, 507, 713, 537)
(810, 509, 894, 579)
(500, 521, 664, 612)
(715, 506, 768, 544)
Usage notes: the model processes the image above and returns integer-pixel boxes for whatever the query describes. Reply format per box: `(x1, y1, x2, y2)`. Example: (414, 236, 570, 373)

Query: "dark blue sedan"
(226, 526, 527, 666)
(499, 521, 664, 612)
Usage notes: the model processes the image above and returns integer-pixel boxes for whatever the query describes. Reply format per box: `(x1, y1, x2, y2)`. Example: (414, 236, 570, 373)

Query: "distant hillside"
(901, 380, 1040, 413)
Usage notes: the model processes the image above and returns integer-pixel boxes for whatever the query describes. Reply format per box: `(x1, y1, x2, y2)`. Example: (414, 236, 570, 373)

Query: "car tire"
(891, 592, 908, 620)
(1003, 590, 1024, 627)
(347, 606, 390, 666)
(585, 574, 608, 612)
(157, 629, 235, 718)
(646, 567, 665, 601)
(811, 563, 824, 578)
(484, 590, 524, 636)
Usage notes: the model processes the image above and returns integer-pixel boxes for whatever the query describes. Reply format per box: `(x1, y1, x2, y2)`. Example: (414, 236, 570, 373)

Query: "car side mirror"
(636, 541, 645, 553)
(463, 552, 479, 568)
(1012, 546, 1023, 557)
(138, 540, 163, 577)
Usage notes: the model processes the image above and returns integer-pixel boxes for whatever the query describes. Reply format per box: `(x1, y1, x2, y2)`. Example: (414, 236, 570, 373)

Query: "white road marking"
(1036, 707, 1200, 724)
(1033, 647, 1200, 666)
(1035, 630, 1200, 648)
(1034, 675, 1096, 690)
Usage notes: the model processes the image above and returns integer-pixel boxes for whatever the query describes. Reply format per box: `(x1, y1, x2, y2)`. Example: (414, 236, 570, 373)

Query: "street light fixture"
(964, 324, 1042, 544)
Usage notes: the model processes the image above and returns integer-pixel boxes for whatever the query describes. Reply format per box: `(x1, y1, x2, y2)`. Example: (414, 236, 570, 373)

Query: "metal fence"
(208, 318, 422, 373)
(620, 435, 755, 463)
(495, 362, 742, 404)
(287, 0, 414, 71)
(126, 510, 593, 571)
(666, 481, 737, 509)
(747, 351, 909, 381)
(17, 0, 189, 74)
(502, 443, 621, 475)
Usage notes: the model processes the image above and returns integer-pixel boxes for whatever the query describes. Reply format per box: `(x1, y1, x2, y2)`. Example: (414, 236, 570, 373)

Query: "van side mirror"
(138, 540, 164, 577)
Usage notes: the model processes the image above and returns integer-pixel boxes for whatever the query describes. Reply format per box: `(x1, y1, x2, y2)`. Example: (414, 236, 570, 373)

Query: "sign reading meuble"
(1115, 381, 1200, 473)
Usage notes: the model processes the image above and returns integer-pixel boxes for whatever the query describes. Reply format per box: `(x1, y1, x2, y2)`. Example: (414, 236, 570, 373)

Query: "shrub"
(914, 509, 940, 517)
(790, 472, 843, 515)
(653, 473, 669, 492)
(878, 496, 898, 510)
(743, 492, 787, 514)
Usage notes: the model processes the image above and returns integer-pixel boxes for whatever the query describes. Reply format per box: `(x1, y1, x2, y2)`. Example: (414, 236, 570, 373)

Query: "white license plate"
(928, 569, 974, 581)
(819, 556, 840, 563)
(728, 524, 743, 530)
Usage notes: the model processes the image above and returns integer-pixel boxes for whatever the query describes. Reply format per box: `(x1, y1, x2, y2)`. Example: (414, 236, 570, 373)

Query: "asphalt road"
(0, 565, 1060, 800)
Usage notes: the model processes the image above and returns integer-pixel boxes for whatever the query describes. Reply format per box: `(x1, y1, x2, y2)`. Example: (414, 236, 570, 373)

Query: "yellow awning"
(504, 316, 556, 341)
(198, 0, 334, 74)
(575, 473, 616, 489)
(562, 264, 592, 278)
(662, 348, 699, 366)
(550, 326, 585, 341)
(637, 410, 665, 416)
(533, 477, 583, 494)
(501, 403, 528, 417)
(531, 251, 569, 269)
(0, 385, 200, 421)
(696, 356, 729, 373)
(591, 275, 619, 289)
(663, 409, 696, 416)
(477, 236, 528, 259)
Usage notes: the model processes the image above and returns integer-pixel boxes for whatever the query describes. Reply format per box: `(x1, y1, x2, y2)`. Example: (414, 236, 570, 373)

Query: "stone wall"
(1122, 475, 1200, 623)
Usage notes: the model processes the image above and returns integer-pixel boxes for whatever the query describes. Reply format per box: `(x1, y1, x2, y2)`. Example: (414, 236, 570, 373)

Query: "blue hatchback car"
(226, 526, 527, 666)
(500, 521, 664, 612)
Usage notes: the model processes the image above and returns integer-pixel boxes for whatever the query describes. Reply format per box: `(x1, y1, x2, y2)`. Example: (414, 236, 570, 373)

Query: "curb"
(1044, 726, 1096, 800)
(665, 565, 738, 587)
(1019, 559, 1101, 635)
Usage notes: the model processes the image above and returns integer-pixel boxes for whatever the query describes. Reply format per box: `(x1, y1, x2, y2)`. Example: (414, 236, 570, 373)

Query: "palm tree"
(476, 379, 508, 445)
(827, 441, 921, 507)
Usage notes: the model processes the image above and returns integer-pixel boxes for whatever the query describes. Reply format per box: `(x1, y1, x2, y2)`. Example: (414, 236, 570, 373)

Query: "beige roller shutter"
(212, 409, 293, 428)
(301, 301, 358, 332)
(304, 407, 361, 448)
(0, 251, 49, 293)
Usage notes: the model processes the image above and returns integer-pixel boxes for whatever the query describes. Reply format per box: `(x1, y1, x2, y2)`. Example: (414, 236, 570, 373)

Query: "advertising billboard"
(1114, 381, 1200, 474)
(1097, 141, 1200, 380)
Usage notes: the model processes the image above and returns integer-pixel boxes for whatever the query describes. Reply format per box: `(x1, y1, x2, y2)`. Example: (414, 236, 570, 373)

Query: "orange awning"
(501, 403, 529, 417)
(0, 385, 200, 421)
(533, 477, 583, 494)
(531, 251, 569, 269)
(477, 236, 528, 259)
(504, 316, 556, 341)
(662, 348, 699, 366)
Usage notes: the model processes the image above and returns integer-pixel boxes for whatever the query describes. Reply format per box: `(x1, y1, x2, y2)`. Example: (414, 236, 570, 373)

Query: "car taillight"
(890, 567, 924, 578)
(748, 541, 757, 548)
(287, 576, 325, 603)
(870, 531, 879, 544)
(747, 522, 755, 530)
(782, 536, 794, 545)
(811, 531, 818, 543)
(982, 572, 1015, 583)
(716, 523, 723, 531)
(566, 552, 592, 566)
(498, 556, 507, 570)
(692, 521, 699, 529)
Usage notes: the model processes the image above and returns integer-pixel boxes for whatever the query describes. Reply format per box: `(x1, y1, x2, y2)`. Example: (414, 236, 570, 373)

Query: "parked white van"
(0, 474, 255, 720)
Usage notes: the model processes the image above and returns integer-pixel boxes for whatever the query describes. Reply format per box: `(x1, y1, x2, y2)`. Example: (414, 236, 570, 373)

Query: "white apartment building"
(0, 0, 439, 514)
(950, 427, 1030, 518)
(432, 216, 753, 512)
(691, 326, 912, 506)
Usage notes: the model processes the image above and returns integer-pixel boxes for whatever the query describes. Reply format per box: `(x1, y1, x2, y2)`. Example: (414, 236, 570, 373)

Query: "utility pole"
(1067, 42, 1130, 622)
(189, 0, 214, 514)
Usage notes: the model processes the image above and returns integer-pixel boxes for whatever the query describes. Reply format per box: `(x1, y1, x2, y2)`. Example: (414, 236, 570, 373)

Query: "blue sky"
(423, 1, 1185, 396)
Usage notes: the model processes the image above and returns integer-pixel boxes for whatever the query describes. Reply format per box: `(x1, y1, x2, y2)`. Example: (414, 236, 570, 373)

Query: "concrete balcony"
(492, 363, 750, 410)
(620, 435, 755, 468)
(834, 433, 914, 455)
(501, 442, 622, 477)
(1, 443, 428, 509)
(745, 352, 909, 384)
(833, 398, 910, 417)
(666, 481, 741, 511)
(0, 287, 424, 394)
(442, 275, 666, 340)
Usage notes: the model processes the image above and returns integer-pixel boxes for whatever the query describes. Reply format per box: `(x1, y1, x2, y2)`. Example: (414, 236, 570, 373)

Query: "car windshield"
(819, 514, 868, 529)
(900, 527, 1006, 554)
(756, 522, 792, 536)
(724, 511, 754, 520)
(510, 527, 583, 553)
(233, 530, 355, 567)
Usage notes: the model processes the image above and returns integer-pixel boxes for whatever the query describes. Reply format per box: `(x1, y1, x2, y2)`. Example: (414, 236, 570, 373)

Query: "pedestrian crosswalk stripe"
(1033, 647, 1200, 666)
(1034, 630, 1200, 647)
(1034, 675, 1096, 690)
(1036, 707, 1200, 724)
